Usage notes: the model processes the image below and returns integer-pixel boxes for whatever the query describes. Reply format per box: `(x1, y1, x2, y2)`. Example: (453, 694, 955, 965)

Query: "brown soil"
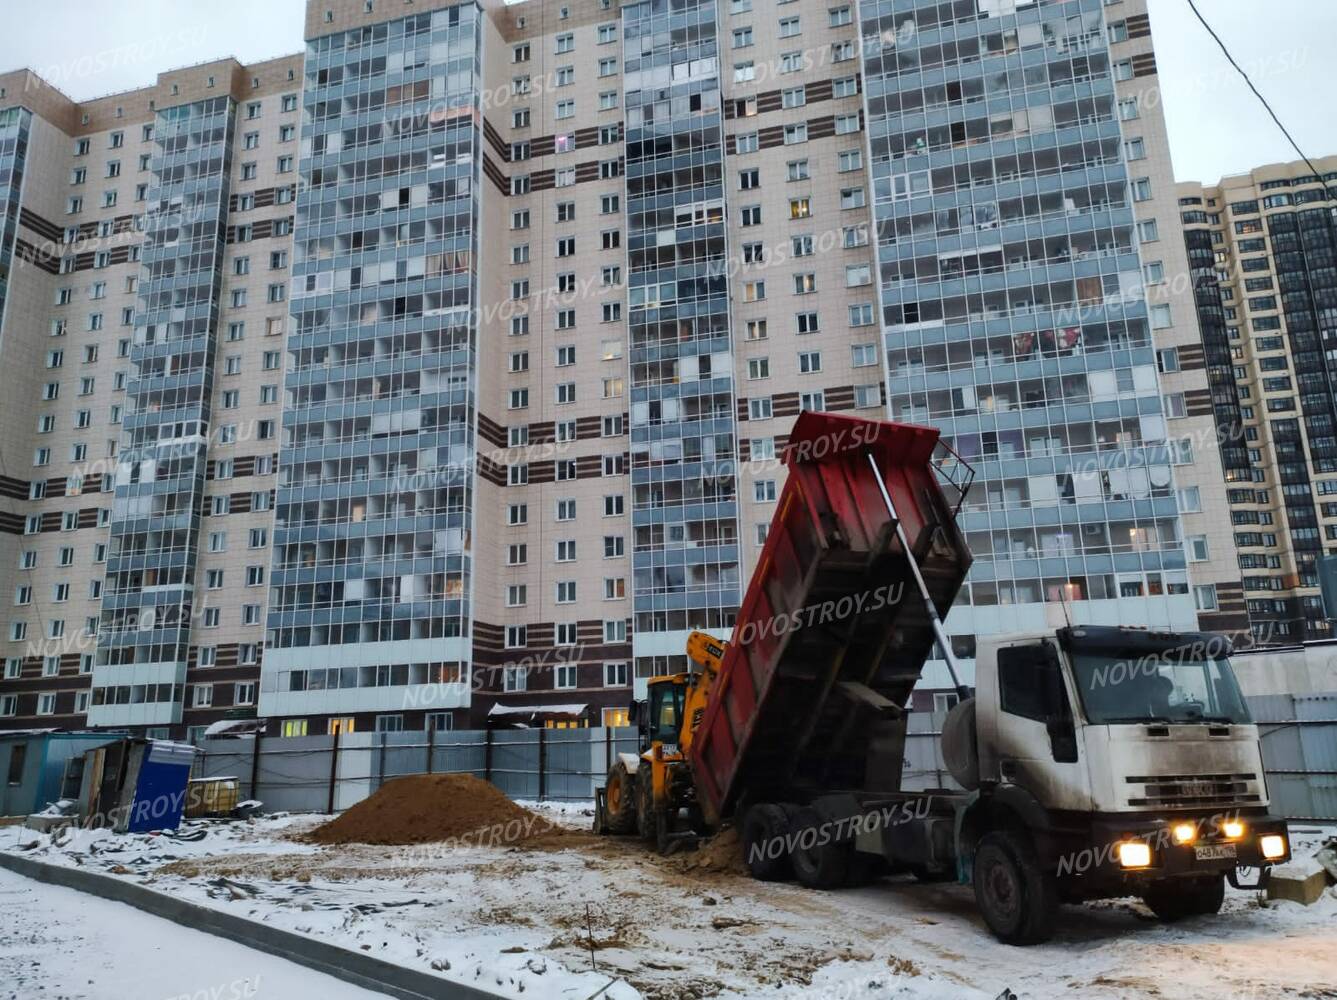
(303, 774, 576, 847)
(671, 826, 747, 876)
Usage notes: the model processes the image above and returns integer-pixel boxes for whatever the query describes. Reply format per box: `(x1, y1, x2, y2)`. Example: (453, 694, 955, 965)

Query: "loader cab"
(642, 675, 687, 749)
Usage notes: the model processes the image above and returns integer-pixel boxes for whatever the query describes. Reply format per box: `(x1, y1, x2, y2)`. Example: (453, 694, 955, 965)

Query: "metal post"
(484, 728, 494, 784)
(866, 451, 971, 701)
(326, 730, 339, 814)
(537, 728, 547, 802)
(249, 733, 262, 802)
(426, 724, 435, 775)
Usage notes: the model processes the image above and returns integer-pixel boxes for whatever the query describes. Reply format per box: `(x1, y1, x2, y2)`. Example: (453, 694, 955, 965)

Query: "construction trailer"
(0, 730, 121, 818)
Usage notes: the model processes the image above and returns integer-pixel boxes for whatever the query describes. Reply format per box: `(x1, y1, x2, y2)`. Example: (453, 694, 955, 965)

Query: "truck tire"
(604, 761, 637, 835)
(635, 767, 656, 841)
(973, 829, 1058, 945)
(1142, 874, 1225, 921)
(788, 805, 849, 889)
(741, 804, 792, 881)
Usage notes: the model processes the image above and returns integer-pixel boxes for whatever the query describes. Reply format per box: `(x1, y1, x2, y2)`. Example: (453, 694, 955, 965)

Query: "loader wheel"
(604, 761, 637, 835)
(741, 804, 792, 882)
(1142, 874, 1224, 922)
(787, 805, 849, 889)
(635, 767, 656, 841)
(973, 829, 1058, 945)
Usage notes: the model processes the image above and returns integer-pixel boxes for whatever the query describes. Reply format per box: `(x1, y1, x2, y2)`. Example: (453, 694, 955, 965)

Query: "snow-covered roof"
(487, 703, 587, 717)
(203, 718, 267, 737)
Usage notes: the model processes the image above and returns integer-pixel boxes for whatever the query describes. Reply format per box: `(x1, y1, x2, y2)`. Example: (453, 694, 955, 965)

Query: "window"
(557, 581, 577, 604)
(798, 350, 822, 374)
(1194, 585, 1218, 612)
(1187, 535, 1210, 562)
(997, 644, 1068, 724)
(605, 662, 629, 687)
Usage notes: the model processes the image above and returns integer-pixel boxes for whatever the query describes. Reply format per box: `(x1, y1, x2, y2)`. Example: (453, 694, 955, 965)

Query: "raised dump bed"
(689, 412, 972, 825)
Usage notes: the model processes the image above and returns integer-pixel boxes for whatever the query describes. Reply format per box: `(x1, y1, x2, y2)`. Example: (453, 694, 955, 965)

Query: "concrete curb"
(0, 850, 522, 1000)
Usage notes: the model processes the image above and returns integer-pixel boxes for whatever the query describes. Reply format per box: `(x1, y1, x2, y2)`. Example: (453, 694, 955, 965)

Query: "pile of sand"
(673, 826, 746, 876)
(306, 774, 569, 847)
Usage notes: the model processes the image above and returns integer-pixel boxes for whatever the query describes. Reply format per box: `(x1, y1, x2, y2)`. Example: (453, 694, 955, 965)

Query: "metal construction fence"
(902, 694, 1337, 822)
(193, 694, 1337, 820)
(193, 726, 641, 814)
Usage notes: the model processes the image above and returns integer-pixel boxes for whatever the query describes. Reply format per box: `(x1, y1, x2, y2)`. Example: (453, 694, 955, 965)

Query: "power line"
(1182, 0, 1330, 186)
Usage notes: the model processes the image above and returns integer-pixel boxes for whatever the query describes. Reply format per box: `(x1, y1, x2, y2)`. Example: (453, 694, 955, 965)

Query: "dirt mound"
(305, 774, 570, 847)
(673, 826, 746, 876)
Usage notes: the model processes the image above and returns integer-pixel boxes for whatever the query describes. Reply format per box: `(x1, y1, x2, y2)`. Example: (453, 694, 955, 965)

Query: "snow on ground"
(0, 864, 394, 1000)
(2, 809, 1335, 1000)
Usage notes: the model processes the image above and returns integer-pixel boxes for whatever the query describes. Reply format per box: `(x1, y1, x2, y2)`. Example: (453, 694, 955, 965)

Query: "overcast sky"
(0, 0, 1332, 184)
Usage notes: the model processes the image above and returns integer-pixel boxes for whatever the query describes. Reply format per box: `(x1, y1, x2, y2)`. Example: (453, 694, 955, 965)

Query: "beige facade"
(1107, 0, 1249, 638)
(0, 0, 1294, 737)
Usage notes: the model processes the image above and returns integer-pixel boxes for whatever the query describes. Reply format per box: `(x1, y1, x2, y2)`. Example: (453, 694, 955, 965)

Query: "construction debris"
(1267, 858, 1331, 906)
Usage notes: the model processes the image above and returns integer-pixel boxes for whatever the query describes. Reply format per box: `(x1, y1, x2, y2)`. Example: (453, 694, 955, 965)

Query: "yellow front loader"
(594, 631, 725, 851)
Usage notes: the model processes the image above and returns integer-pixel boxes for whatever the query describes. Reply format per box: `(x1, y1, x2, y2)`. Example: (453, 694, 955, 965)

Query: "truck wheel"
(604, 761, 637, 835)
(1142, 874, 1225, 921)
(741, 804, 792, 881)
(973, 830, 1058, 945)
(635, 768, 656, 841)
(788, 805, 849, 889)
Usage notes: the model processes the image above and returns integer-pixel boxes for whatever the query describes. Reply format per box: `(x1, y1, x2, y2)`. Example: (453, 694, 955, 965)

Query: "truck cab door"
(989, 641, 1091, 812)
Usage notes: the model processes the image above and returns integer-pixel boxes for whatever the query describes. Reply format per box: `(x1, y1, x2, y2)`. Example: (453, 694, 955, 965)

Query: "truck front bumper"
(1084, 812, 1290, 880)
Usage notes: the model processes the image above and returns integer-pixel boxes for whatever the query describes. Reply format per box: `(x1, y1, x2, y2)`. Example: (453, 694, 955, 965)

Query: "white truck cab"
(952, 625, 1291, 942)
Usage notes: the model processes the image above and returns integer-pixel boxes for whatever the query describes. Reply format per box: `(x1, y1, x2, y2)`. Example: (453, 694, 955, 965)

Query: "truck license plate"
(1194, 843, 1237, 861)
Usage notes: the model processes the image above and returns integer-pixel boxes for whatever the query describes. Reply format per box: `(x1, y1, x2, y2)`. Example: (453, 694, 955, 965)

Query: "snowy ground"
(0, 865, 394, 1000)
(2, 808, 1335, 1000)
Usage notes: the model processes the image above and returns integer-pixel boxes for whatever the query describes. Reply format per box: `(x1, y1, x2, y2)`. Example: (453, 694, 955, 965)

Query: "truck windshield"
(1070, 651, 1251, 725)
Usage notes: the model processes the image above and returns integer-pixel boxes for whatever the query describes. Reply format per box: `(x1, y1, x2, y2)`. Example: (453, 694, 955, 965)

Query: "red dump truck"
(597, 411, 1291, 944)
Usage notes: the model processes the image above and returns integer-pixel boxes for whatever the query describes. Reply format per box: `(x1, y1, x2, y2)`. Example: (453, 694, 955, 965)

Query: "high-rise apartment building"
(0, 0, 1244, 739)
(1178, 156, 1337, 645)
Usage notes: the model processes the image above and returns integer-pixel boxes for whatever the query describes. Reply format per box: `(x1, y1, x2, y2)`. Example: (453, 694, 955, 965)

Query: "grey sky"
(0, 0, 1332, 184)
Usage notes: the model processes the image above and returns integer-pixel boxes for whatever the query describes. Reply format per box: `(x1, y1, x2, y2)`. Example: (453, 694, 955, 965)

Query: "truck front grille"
(1124, 772, 1261, 808)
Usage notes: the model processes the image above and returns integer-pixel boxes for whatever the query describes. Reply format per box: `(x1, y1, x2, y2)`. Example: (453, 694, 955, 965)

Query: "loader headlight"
(1260, 834, 1287, 860)
(1118, 840, 1152, 868)
(1171, 822, 1197, 845)
(1222, 819, 1245, 840)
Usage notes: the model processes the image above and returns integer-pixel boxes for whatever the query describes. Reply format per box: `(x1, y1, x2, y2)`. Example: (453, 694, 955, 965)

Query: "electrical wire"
(1182, 0, 1332, 188)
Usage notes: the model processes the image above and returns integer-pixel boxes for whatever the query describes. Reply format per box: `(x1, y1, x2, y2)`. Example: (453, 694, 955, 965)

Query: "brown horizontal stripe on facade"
(228, 185, 295, 212)
(498, 123, 621, 164)
(225, 216, 293, 243)
(477, 453, 507, 487)
(724, 75, 855, 121)
(482, 152, 509, 195)
(725, 111, 862, 154)
(477, 412, 508, 449)
(1131, 53, 1157, 78)
(1126, 13, 1152, 39)
(471, 643, 633, 669)
(19, 206, 63, 243)
(0, 512, 24, 535)
(0, 475, 28, 500)
(13, 239, 60, 274)
(74, 215, 136, 240)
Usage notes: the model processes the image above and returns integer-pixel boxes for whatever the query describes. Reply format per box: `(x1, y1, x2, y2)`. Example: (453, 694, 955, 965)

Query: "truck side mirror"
(627, 701, 641, 725)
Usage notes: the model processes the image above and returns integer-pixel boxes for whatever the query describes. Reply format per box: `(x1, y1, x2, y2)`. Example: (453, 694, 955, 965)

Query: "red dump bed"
(688, 412, 972, 825)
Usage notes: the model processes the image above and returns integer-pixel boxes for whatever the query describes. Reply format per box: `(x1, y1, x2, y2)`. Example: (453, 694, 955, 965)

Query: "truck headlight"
(1118, 841, 1152, 868)
(1171, 822, 1197, 845)
(1260, 834, 1287, 860)
(1222, 819, 1245, 840)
